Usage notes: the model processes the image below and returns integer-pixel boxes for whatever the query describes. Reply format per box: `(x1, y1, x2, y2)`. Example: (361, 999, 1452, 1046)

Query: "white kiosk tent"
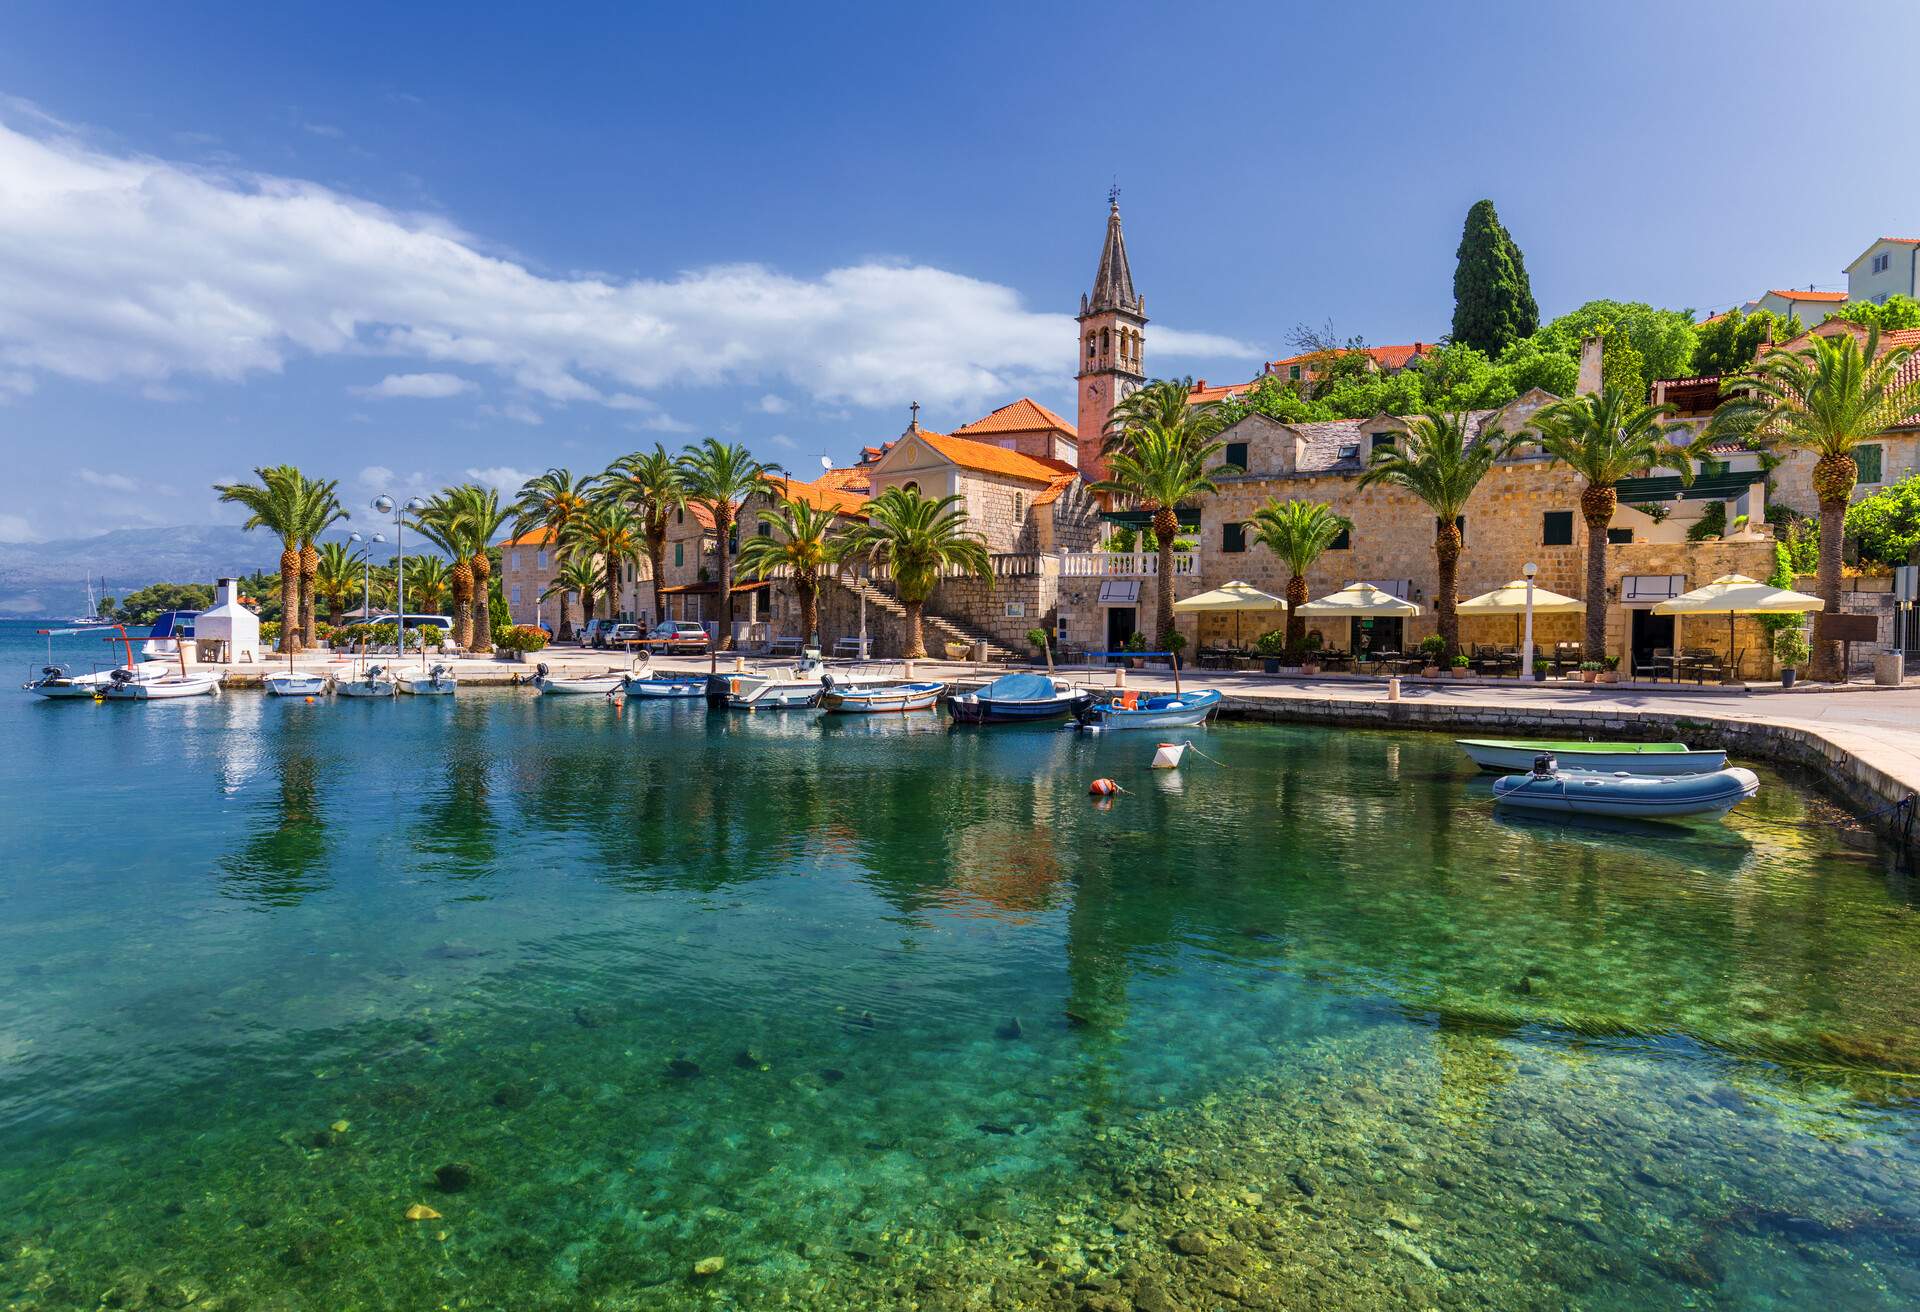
(193, 577, 262, 663)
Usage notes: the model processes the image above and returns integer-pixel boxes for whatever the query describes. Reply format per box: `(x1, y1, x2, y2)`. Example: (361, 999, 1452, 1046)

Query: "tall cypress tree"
(1451, 200, 1538, 357)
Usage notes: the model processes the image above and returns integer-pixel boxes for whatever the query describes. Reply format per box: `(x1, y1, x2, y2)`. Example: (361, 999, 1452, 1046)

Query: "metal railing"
(1059, 551, 1198, 578)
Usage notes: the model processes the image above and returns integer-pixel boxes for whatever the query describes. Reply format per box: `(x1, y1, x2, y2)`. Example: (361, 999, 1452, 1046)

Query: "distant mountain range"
(0, 525, 361, 617)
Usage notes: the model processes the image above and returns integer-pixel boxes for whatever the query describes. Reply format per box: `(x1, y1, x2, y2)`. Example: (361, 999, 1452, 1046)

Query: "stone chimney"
(1577, 335, 1603, 396)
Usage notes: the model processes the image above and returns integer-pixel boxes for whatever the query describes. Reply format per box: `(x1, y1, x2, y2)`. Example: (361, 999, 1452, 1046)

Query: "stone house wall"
(1767, 433, 1920, 518)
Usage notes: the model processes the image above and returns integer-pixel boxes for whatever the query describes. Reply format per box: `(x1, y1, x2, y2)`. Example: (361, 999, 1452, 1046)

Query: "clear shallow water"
(2, 620, 1917, 1310)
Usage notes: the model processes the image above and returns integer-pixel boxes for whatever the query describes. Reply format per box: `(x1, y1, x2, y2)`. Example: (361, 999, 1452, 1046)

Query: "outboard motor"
(1530, 753, 1558, 777)
(109, 667, 134, 684)
(820, 674, 835, 691)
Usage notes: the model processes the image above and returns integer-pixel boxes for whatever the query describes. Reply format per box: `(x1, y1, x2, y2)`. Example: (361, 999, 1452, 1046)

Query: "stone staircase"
(823, 574, 1013, 661)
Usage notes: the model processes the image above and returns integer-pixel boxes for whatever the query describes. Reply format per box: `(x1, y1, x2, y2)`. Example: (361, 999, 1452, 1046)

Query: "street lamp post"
(355, 495, 427, 655)
(347, 531, 385, 626)
(1521, 561, 1538, 681)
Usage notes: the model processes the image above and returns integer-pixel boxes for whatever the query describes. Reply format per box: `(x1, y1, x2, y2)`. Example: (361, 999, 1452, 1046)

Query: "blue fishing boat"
(1075, 687, 1222, 730)
(945, 672, 1093, 724)
(623, 672, 707, 699)
(1493, 755, 1759, 820)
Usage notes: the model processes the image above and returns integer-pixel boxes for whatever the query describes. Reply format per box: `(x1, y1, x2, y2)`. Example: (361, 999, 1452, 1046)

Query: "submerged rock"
(425, 943, 489, 960)
(1169, 1230, 1213, 1256)
(996, 1016, 1024, 1040)
(734, 1048, 764, 1069)
(404, 1203, 441, 1221)
(666, 1057, 702, 1079)
(691, 1255, 725, 1279)
(819, 1068, 846, 1085)
(492, 1084, 534, 1110)
(434, 1162, 476, 1193)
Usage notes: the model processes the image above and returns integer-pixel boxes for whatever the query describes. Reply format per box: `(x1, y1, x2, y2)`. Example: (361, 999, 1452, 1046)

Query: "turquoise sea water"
(2, 619, 1918, 1310)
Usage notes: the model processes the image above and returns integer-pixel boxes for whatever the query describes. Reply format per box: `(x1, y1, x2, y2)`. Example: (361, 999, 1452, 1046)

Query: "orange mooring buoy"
(1088, 778, 1119, 797)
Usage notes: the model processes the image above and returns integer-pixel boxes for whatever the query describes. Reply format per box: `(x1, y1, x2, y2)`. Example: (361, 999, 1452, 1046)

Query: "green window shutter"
(1329, 526, 1351, 551)
(1857, 444, 1883, 484)
(1224, 441, 1249, 471)
(674, 542, 684, 567)
(1222, 522, 1247, 553)
(1542, 511, 1573, 546)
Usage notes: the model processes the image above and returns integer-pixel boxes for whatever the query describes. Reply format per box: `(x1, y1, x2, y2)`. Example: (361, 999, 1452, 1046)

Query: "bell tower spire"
(1075, 192, 1147, 485)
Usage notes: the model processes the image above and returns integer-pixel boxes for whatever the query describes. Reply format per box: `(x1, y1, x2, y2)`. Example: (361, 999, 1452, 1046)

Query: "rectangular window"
(1224, 441, 1249, 471)
(510, 550, 521, 570)
(1542, 510, 1573, 546)
(510, 585, 522, 605)
(674, 542, 684, 567)
(1857, 443, 1884, 484)
(1874, 252, 1891, 273)
(1606, 527, 1635, 545)
(1288, 365, 1301, 381)
(536, 550, 548, 569)
(1370, 433, 1395, 453)
(757, 521, 772, 536)
(1222, 521, 1247, 553)
(1455, 515, 1466, 545)
(1329, 526, 1350, 550)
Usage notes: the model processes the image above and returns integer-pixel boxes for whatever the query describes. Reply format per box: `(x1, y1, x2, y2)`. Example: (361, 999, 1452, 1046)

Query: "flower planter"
(1781, 668, 1797, 688)
(1422, 666, 1442, 678)
(1449, 667, 1469, 680)
(1579, 671, 1596, 684)
(1597, 671, 1618, 685)
(1263, 658, 1281, 674)
(1301, 664, 1321, 677)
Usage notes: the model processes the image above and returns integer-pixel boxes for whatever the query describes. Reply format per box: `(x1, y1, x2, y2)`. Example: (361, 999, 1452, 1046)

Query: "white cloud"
(0, 512, 34, 541)
(353, 371, 472, 399)
(754, 393, 790, 414)
(479, 400, 543, 426)
(0, 113, 1261, 419)
(356, 465, 435, 499)
(78, 468, 141, 492)
(465, 465, 533, 495)
(300, 121, 345, 139)
(768, 433, 798, 449)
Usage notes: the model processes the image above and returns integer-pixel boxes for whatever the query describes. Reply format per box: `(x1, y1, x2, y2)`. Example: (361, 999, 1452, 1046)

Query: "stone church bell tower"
(1075, 191, 1147, 486)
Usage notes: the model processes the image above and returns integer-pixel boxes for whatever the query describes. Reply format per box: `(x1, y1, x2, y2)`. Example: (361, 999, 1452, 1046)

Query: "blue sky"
(3, 0, 1919, 541)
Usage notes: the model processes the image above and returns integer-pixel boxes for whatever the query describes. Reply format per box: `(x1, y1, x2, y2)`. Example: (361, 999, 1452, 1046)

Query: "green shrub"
(414, 625, 446, 650)
(497, 625, 549, 654)
(1160, 630, 1187, 653)
(1026, 627, 1049, 650)
(1772, 625, 1809, 670)
(1451, 653, 1470, 668)
(1686, 501, 1727, 542)
(1254, 628, 1289, 658)
(1418, 633, 1447, 659)
(1122, 631, 1147, 653)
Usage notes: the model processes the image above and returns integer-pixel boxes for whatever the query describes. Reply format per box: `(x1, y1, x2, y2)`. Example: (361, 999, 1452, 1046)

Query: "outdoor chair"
(832, 635, 870, 660)
(1635, 646, 1672, 682)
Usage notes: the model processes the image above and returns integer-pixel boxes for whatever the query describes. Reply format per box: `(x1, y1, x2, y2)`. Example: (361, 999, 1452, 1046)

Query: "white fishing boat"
(1493, 755, 1760, 820)
(23, 625, 173, 699)
(707, 659, 890, 711)
(99, 669, 222, 700)
(1457, 739, 1727, 776)
(623, 671, 707, 699)
(336, 663, 399, 698)
(263, 670, 332, 697)
(140, 610, 198, 659)
(531, 662, 624, 695)
(396, 664, 458, 695)
(819, 679, 946, 713)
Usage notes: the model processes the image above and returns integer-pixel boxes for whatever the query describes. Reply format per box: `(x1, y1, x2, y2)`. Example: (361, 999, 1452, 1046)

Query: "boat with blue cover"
(945, 672, 1093, 724)
(1492, 754, 1759, 819)
(1075, 687, 1222, 730)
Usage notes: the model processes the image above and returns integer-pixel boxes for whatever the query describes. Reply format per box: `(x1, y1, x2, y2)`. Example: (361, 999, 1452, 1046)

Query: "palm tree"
(1092, 425, 1227, 645)
(1102, 376, 1227, 458)
(835, 486, 989, 658)
(1356, 413, 1514, 661)
(545, 557, 602, 639)
(1707, 325, 1920, 679)
(1534, 388, 1690, 660)
(1246, 499, 1352, 652)
(454, 487, 512, 653)
(598, 447, 686, 625)
(676, 439, 778, 649)
(292, 474, 345, 647)
(736, 494, 842, 648)
(559, 502, 644, 627)
(407, 556, 451, 616)
(509, 468, 593, 606)
(411, 494, 480, 650)
(214, 466, 305, 653)
(313, 540, 365, 628)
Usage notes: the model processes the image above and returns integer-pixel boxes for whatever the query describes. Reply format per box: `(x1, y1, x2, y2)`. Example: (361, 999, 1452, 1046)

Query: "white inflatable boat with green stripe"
(1457, 739, 1727, 775)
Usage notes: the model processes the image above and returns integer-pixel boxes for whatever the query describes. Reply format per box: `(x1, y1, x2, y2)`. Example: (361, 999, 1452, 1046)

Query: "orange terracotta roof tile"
(763, 475, 870, 519)
(503, 526, 556, 546)
(1263, 342, 1432, 372)
(952, 396, 1077, 438)
(914, 429, 1080, 484)
(1186, 378, 1258, 404)
(1030, 473, 1078, 507)
(1766, 289, 1847, 302)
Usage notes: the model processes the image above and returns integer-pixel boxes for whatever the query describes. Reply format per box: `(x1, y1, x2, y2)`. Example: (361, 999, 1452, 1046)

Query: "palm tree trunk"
(449, 562, 474, 650)
(716, 509, 736, 650)
(1580, 484, 1616, 662)
(1285, 573, 1307, 651)
(280, 545, 303, 654)
(648, 528, 667, 627)
(299, 544, 319, 646)
(470, 554, 493, 653)
(1434, 517, 1461, 659)
(327, 599, 343, 629)
(1808, 453, 1855, 681)
(1152, 508, 1178, 645)
(903, 598, 926, 659)
(557, 594, 573, 643)
(603, 558, 620, 624)
(798, 577, 819, 647)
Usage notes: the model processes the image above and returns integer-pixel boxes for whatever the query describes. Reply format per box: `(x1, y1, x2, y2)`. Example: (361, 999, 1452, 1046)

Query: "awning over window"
(1616, 469, 1764, 503)
(1098, 580, 1141, 604)
(1099, 508, 1203, 530)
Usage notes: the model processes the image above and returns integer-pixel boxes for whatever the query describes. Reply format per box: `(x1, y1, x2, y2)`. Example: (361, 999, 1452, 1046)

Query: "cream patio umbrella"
(1458, 579, 1587, 648)
(1172, 580, 1287, 649)
(1296, 582, 1422, 658)
(1653, 574, 1823, 678)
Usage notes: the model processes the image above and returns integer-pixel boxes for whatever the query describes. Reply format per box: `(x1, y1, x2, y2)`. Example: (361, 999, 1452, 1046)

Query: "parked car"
(579, 619, 616, 648)
(639, 621, 711, 653)
(604, 623, 644, 649)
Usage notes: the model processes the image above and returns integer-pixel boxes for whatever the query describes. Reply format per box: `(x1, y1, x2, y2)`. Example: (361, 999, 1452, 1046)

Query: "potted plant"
(1597, 655, 1621, 685)
(1533, 657, 1550, 682)
(1027, 627, 1050, 663)
(1122, 630, 1148, 668)
(1450, 653, 1470, 679)
(1417, 633, 1447, 677)
(1773, 625, 1809, 688)
(1577, 660, 1602, 684)
(1160, 630, 1187, 669)
(495, 624, 549, 662)
(1299, 629, 1325, 676)
(1255, 628, 1289, 674)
